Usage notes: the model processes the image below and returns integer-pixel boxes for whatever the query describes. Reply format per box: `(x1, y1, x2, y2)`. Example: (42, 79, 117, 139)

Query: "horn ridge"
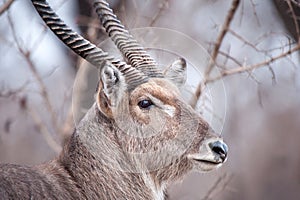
(32, 0, 150, 89)
(93, 0, 163, 78)
(32, 0, 116, 67)
(116, 62, 149, 89)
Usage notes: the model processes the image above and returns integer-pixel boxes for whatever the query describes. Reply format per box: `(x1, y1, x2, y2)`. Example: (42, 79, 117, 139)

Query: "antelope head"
(32, 0, 228, 185)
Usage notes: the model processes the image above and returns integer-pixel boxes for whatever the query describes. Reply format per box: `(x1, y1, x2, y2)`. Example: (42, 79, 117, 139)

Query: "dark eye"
(138, 99, 153, 109)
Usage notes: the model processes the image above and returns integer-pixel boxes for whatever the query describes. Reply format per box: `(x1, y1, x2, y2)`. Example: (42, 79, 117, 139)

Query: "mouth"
(187, 154, 225, 171)
(186, 137, 228, 171)
(191, 158, 222, 165)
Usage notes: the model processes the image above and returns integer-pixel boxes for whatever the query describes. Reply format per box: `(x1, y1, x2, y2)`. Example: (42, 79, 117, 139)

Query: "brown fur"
(0, 77, 226, 200)
(1, 0, 228, 198)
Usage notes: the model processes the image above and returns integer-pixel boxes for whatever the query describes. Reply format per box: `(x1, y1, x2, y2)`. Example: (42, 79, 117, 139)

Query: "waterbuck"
(0, 0, 228, 199)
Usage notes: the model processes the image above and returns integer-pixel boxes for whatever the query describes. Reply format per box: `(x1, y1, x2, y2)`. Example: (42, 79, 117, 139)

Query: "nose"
(209, 141, 228, 162)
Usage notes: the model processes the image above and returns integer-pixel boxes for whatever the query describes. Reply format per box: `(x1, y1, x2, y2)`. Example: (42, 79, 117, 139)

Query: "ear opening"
(164, 57, 187, 87)
(96, 62, 127, 118)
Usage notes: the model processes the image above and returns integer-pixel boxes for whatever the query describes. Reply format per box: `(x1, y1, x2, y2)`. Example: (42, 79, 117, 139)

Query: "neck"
(58, 104, 166, 200)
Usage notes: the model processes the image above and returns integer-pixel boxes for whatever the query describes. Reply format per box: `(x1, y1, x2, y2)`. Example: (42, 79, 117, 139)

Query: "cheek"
(130, 106, 150, 124)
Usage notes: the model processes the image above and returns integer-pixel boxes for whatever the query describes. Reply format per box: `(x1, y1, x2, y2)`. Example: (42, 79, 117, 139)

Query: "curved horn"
(93, 0, 163, 78)
(32, 0, 115, 67)
(31, 0, 148, 87)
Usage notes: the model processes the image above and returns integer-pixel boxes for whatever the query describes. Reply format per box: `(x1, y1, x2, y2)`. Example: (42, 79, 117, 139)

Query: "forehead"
(130, 78, 180, 99)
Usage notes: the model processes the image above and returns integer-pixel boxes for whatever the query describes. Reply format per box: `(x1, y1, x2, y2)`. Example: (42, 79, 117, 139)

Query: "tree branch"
(7, 11, 62, 153)
(207, 42, 300, 83)
(286, 0, 300, 41)
(191, 0, 240, 108)
(201, 173, 233, 200)
(0, 0, 14, 16)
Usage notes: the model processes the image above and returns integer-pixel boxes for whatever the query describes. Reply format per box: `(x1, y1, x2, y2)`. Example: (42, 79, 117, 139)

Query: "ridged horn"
(32, 0, 115, 67)
(93, 0, 163, 78)
(31, 0, 148, 88)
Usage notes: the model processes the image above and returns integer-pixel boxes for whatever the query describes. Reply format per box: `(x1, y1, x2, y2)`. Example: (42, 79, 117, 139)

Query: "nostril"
(209, 141, 228, 162)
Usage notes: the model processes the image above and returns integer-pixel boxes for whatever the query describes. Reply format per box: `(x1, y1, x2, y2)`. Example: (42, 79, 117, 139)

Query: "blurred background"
(0, 0, 300, 199)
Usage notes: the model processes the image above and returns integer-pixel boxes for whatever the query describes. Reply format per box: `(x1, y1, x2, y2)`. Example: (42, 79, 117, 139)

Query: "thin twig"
(27, 107, 62, 154)
(0, 0, 14, 16)
(206, 43, 300, 83)
(218, 50, 260, 84)
(149, 0, 169, 27)
(201, 173, 233, 200)
(205, 0, 240, 76)
(201, 175, 225, 200)
(212, 173, 234, 198)
(7, 12, 58, 130)
(0, 81, 29, 98)
(286, 0, 300, 41)
(229, 29, 296, 55)
(218, 50, 243, 66)
(7, 12, 61, 152)
(249, 0, 261, 26)
(228, 29, 260, 52)
(191, 0, 240, 108)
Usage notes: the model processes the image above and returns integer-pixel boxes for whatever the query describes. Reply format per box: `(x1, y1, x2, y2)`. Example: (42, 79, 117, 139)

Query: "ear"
(96, 62, 127, 118)
(164, 58, 187, 87)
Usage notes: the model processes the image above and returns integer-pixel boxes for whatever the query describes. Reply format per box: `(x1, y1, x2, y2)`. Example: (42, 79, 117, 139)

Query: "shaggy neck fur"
(58, 104, 168, 200)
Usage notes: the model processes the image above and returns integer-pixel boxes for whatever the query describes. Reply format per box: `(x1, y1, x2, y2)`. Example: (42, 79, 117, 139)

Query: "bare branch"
(286, 0, 300, 41)
(228, 29, 260, 52)
(249, 0, 261, 26)
(26, 107, 62, 154)
(201, 173, 233, 200)
(0, 82, 28, 98)
(207, 43, 300, 83)
(218, 50, 243, 66)
(7, 11, 62, 152)
(205, 0, 240, 76)
(0, 0, 14, 16)
(149, 0, 169, 26)
(218, 50, 260, 84)
(7, 12, 59, 130)
(191, 0, 240, 107)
